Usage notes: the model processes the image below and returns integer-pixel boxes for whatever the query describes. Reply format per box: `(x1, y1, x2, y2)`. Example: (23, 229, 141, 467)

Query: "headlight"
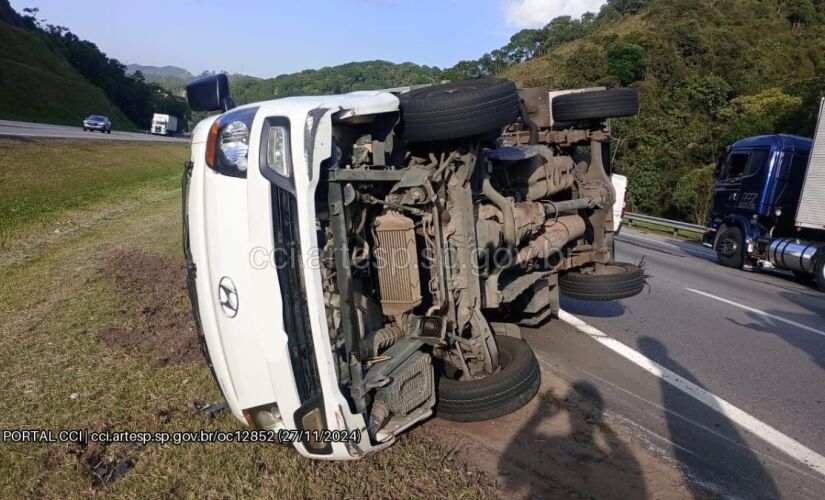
(265, 126, 290, 177)
(206, 107, 258, 177)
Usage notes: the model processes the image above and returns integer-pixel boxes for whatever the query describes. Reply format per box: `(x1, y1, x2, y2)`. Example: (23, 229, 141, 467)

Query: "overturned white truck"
(182, 74, 643, 459)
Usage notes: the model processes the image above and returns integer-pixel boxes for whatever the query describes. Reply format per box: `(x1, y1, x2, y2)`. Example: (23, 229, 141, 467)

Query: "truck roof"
(731, 134, 811, 152)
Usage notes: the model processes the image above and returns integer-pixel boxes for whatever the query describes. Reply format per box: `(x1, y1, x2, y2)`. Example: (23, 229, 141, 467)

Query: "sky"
(10, 0, 606, 78)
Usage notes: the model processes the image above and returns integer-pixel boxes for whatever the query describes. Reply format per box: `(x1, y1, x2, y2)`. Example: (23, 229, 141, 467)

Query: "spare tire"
(560, 262, 645, 301)
(436, 336, 540, 422)
(552, 88, 640, 122)
(400, 79, 520, 142)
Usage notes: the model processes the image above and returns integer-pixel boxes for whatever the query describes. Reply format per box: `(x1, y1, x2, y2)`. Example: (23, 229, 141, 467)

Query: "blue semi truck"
(703, 98, 825, 291)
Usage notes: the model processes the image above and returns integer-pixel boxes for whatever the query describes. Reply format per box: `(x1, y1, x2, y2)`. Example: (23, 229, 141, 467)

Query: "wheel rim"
(444, 340, 512, 382)
(719, 237, 739, 257)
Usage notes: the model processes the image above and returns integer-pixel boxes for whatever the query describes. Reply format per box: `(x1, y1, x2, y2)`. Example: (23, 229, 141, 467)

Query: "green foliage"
(673, 165, 716, 224)
(607, 0, 651, 15)
(506, 0, 825, 223)
(36, 23, 189, 129)
(786, 0, 814, 25)
(0, 19, 133, 128)
(0, 2, 190, 130)
(607, 44, 647, 85)
(232, 61, 442, 104)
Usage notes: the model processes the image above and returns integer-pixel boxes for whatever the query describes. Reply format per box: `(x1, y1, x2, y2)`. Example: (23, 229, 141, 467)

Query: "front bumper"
(84, 123, 106, 130)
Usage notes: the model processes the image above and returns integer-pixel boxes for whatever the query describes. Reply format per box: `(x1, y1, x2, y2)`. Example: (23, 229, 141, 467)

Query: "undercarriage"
(315, 81, 644, 437)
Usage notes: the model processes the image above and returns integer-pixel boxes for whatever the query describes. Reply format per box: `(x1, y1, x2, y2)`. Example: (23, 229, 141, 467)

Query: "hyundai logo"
(218, 277, 239, 318)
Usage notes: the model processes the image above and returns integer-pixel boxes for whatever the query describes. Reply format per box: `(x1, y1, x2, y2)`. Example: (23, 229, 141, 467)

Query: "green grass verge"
(0, 138, 187, 246)
(0, 140, 496, 497)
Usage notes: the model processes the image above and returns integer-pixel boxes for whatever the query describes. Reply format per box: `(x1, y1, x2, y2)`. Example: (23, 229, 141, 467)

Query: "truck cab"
(151, 113, 178, 136)
(704, 130, 825, 290)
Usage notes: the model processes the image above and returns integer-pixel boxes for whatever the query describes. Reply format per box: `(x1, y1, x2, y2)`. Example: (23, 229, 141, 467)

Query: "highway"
(0, 119, 187, 142)
(526, 227, 825, 498)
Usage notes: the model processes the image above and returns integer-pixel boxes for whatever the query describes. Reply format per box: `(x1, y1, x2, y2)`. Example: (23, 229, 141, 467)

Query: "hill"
(0, 13, 133, 128)
(231, 60, 443, 104)
(126, 64, 193, 80)
(500, 0, 825, 222)
(126, 64, 194, 94)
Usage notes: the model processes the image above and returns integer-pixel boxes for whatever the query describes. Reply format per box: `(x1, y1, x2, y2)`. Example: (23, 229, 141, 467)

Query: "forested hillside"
(498, 0, 825, 222)
(0, 8, 133, 128)
(212, 0, 825, 223)
(0, 1, 188, 130)
(230, 61, 443, 104)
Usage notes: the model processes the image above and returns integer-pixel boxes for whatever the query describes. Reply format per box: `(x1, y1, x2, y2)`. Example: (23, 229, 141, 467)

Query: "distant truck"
(704, 98, 825, 291)
(150, 113, 178, 136)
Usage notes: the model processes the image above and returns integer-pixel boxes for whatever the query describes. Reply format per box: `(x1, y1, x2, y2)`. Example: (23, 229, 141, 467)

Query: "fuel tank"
(769, 238, 825, 274)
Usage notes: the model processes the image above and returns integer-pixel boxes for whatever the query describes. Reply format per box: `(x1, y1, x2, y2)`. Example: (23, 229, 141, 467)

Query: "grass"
(0, 22, 133, 129)
(0, 139, 496, 498)
(0, 138, 187, 247)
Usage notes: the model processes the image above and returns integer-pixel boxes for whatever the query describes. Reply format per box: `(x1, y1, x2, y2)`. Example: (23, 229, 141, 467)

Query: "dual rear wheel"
(405, 80, 642, 421)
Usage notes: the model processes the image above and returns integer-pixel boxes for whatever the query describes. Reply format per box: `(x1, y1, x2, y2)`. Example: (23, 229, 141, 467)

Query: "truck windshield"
(744, 149, 769, 177)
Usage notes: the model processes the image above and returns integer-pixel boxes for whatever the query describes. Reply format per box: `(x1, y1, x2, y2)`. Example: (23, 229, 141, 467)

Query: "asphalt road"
(527, 227, 825, 498)
(0, 119, 187, 142)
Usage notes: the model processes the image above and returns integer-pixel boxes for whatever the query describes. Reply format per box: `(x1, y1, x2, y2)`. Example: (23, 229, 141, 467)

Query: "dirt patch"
(96, 249, 201, 366)
(432, 370, 691, 499)
(67, 422, 138, 487)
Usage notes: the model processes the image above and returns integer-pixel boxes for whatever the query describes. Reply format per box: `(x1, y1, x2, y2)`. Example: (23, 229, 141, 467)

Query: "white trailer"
(796, 98, 825, 231)
(151, 113, 179, 136)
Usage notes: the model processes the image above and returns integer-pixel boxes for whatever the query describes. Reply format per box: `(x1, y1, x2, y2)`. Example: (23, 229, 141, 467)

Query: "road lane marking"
(686, 288, 825, 338)
(558, 310, 825, 478)
(619, 232, 717, 259)
(538, 356, 825, 486)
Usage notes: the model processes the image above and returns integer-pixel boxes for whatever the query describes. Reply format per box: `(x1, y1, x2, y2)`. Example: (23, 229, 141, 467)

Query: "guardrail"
(624, 212, 706, 237)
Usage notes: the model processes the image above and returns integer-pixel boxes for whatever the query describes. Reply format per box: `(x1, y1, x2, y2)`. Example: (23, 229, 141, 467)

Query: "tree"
(785, 0, 814, 27)
(607, 44, 647, 85)
(606, 0, 650, 15)
(673, 165, 716, 224)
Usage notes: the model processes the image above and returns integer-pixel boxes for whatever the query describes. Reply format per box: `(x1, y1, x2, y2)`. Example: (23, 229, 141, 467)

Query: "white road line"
(558, 309, 825, 478)
(619, 232, 716, 259)
(686, 288, 825, 338)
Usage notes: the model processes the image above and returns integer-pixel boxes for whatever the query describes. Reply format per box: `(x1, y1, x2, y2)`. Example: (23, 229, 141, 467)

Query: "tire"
(716, 226, 744, 269)
(552, 88, 640, 122)
(815, 251, 825, 293)
(400, 79, 520, 143)
(107, 129, 112, 134)
(560, 262, 645, 301)
(436, 336, 540, 422)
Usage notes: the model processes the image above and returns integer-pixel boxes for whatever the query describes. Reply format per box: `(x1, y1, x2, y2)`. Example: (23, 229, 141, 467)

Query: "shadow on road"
(725, 290, 825, 371)
(637, 337, 781, 499)
(498, 382, 648, 499)
(560, 296, 626, 318)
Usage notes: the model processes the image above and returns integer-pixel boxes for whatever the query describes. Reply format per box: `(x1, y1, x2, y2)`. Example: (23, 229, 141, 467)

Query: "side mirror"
(186, 74, 235, 112)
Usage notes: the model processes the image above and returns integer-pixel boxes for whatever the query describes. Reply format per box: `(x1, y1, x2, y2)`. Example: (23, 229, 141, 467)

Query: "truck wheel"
(559, 262, 645, 301)
(399, 79, 520, 142)
(552, 88, 640, 122)
(716, 227, 744, 269)
(815, 251, 825, 292)
(436, 336, 540, 422)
